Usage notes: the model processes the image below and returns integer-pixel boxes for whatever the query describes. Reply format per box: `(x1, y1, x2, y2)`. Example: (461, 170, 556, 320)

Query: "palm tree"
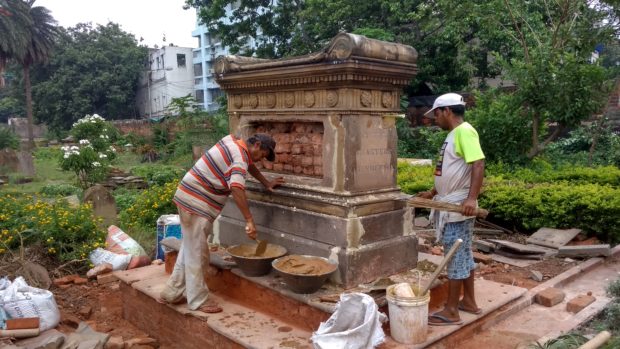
(17, 0, 60, 148)
(0, 0, 32, 88)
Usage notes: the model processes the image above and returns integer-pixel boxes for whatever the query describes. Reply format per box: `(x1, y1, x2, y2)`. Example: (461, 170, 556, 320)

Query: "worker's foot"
(458, 300, 482, 315)
(156, 296, 186, 305)
(428, 309, 461, 326)
(198, 300, 223, 313)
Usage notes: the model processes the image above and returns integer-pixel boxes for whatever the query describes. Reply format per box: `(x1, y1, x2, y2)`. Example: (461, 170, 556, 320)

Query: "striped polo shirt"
(173, 135, 252, 222)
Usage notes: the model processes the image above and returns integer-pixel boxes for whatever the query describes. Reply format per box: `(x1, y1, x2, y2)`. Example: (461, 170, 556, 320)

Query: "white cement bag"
(311, 293, 386, 349)
(89, 247, 132, 271)
(0, 277, 60, 331)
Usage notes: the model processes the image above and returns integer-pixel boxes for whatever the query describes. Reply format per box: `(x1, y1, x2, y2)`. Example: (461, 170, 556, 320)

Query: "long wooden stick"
(407, 197, 489, 219)
(578, 331, 611, 349)
(419, 239, 463, 296)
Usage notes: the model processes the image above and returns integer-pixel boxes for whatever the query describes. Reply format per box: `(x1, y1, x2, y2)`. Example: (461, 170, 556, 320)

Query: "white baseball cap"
(424, 93, 466, 116)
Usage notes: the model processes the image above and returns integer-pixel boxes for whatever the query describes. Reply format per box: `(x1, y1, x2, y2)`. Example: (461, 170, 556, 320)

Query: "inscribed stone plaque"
(353, 123, 393, 189)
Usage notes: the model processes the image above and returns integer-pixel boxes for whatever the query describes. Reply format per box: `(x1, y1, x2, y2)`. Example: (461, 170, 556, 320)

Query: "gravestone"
(83, 184, 118, 227)
(0, 149, 19, 173)
(17, 150, 35, 177)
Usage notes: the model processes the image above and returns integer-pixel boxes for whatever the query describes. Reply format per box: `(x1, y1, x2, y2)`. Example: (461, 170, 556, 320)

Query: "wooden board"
(526, 228, 582, 249)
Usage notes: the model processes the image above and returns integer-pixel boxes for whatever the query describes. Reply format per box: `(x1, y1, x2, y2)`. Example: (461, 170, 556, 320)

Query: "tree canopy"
(31, 22, 148, 130)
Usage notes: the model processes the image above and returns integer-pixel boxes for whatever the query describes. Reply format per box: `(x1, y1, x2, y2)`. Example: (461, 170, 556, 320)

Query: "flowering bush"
(119, 180, 178, 230)
(0, 193, 106, 263)
(60, 114, 119, 188)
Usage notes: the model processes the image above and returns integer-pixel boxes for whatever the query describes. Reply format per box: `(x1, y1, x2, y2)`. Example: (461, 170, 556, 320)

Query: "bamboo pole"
(407, 197, 489, 219)
(577, 331, 611, 349)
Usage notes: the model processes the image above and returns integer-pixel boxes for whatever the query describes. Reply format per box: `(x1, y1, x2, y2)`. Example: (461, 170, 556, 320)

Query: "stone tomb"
(214, 33, 419, 288)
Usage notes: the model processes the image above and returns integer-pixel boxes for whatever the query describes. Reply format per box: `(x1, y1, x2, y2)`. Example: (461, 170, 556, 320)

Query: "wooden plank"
(407, 197, 489, 218)
(526, 228, 582, 249)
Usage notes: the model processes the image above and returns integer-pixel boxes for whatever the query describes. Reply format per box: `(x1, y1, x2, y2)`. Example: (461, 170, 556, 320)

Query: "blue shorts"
(442, 219, 475, 280)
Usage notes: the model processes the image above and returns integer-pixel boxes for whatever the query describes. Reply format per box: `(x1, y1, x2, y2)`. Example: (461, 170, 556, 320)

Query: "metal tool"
(254, 239, 267, 256)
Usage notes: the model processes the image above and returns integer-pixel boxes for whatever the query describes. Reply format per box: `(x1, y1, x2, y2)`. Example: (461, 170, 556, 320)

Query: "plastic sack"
(106, 225, 147, 257)
(311, 293, 386, 349)
(0, 277, 60, 331)
(89, 247, 132, 271)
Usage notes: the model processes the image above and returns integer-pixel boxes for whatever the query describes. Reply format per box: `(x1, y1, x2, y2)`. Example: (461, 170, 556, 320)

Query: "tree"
(17, 1, 60, 148)
(32, 23, 148, 130)
(0, 0, 31, 88)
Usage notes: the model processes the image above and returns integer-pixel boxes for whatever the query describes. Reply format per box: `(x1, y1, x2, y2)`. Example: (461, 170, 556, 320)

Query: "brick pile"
(254, 122, 324, 177)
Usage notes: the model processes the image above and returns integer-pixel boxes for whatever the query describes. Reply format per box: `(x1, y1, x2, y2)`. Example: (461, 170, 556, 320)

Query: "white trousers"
(160, 208, 212, 310)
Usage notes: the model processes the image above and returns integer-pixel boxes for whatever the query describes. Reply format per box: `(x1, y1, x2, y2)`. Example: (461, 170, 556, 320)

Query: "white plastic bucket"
(386, 284, 430, 344)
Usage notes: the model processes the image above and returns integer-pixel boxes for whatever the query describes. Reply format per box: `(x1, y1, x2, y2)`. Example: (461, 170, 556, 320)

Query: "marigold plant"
(119, 180, 179, 230)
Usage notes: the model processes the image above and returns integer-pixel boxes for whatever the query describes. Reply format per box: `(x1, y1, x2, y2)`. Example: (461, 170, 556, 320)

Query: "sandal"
(198, 301, 223, 313)
(428, 313, 463, 326)
(458, 302, 482, 315)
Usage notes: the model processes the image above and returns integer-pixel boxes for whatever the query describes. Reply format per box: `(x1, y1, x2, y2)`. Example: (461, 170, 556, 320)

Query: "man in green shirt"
(417, 93, 485, 325)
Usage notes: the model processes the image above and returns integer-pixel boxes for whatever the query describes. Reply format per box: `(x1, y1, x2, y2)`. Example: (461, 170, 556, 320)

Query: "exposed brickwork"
(566, 294, 596, 313)
(121, 282, 243, 349)
(535, 287, 565, 307)
(252, 122, 324, 178)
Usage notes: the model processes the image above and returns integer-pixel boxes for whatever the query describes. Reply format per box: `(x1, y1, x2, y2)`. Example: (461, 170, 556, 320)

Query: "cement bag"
(0, 277, 60, 331)
(311, 293, 386, 349)
(89, 247, 132, 271)
(106, 225, 147, 257)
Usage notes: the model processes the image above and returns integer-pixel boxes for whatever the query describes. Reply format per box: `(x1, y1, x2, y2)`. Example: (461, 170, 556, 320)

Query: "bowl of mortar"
(226, 243, 287, 277)
(272, 255, 338, 294)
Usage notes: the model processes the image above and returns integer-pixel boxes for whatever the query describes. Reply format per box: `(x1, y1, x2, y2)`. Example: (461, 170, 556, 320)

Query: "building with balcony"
(136, 46, 195, 118)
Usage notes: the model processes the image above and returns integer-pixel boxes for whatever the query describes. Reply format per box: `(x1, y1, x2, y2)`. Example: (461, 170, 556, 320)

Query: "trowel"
(254, 239, 267, 256)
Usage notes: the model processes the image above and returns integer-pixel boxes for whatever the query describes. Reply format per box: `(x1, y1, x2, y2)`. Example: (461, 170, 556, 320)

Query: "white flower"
(79, 139, 90, 145)
(61, 146, 69, 151)
(99, 134, 105, 139)
(71, 150, 80, 155)
(70, 146, 79, 150)
(99, 153, 107, 159)
(109, 146, 116, 152)
(63, 154, 69, 159)
(124, 143, 133, 147)
(92, 161, 101, 167)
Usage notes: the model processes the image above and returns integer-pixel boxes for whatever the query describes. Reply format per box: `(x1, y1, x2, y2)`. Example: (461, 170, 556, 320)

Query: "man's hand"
(265, 177, 285, 193)
(461, 198, 477, 217)
(245, 220, 257, 240)
(416, 190, 435, 199)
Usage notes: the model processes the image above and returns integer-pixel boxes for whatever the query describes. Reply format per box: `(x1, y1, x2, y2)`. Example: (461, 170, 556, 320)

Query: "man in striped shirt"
(160, 133, 284, 312)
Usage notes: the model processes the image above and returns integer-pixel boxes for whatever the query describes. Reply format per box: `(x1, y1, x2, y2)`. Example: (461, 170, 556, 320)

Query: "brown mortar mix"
(274, 255, 336, 275)
(228, 244, 285, 258)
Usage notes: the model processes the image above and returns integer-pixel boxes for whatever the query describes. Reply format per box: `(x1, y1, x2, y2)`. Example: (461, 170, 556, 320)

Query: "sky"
(35, 0, 198, 48)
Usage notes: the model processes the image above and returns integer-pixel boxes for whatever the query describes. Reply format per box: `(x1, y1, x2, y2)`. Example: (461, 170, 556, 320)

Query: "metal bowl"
(272, 255, 338, 294)
(226, 243, 287, 277)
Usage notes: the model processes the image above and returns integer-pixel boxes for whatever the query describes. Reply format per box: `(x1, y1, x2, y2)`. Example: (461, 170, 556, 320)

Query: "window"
(193, 63, 203, 76)
(177, 54, 186, 68)
(196, 90, 205, 103)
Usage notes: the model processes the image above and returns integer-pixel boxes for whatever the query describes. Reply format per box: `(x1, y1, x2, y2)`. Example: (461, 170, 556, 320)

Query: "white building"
(192, 3, 264, 111)
(136, 46, 195, 118)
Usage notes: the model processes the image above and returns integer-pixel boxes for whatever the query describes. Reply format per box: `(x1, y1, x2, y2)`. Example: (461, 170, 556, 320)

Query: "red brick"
(311, 134, 322, 144)
(291, 155, 302, 166)
(273, 163, 284, 171)
(53, 274, 79, 286)
(313, 156, 322, 165)
(302, 166, 314, 175)
(566, 294, 596, 313)
(302, 144, 314, 155)
(294, 166, 303, 174)
(293, 123, 306, 133)
(291, 144, 302, 154)
(5, 317, 39, 330)
(73, 277, 88, 285)
(87, 263, 113, 279)
(314, 166, 323, 176)
(301, 156, 313, 166)
(275, 143, 291, 153)
(275, 153, 289, 163)
(312, 144, 322, 154)
(473, 252, 492, 264)
(60, 312, 81, 328)
(105, 336, 124, 349)
(97, 272, 118, 285)
(535, 287, 565, 307)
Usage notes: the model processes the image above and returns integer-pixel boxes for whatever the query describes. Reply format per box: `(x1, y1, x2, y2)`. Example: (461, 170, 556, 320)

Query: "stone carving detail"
(247, 94, 259, 108)
(284, 92, 295, 108)
(326, 90, 339, 107)
(381, 92, 393, 108)
(266, 93, 276, 108)
(304, 91, 315, 108)
(233, 95, 243, 108)
(360, 90, 372, 107)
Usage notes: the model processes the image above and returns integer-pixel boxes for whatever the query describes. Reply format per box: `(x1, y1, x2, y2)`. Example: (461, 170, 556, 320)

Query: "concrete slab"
(527, 228, 582, 249)
(113, 264, 166, 285)
(489, 240, 548, 254)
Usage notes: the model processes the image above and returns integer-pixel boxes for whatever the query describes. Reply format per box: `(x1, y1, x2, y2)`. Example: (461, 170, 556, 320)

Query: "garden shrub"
(0, 127, 19, 150)
(33, 147, 61, 160)
(113, 187, 140, 212)
(119, 180, 178, 231)
(130, 165, 185, 186)
(39, 183, 82, 197)
(396, 162, 434, 194)
(0, 193, 105, 262)
(479, 180, 620, 242)
(396, 118, 447, 159)
(544, 122, 620, 167)
(60, 114, 119, 188)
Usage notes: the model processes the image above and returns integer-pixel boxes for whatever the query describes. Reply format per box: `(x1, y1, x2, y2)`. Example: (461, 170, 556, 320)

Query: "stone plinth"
(214, 33, 419, 288)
